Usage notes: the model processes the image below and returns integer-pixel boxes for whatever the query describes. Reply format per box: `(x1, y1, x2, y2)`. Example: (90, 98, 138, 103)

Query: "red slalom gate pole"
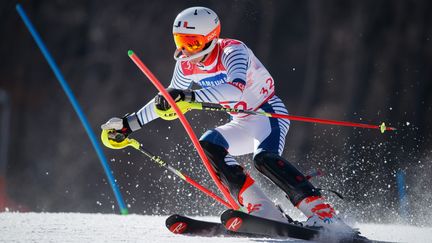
(128, 50, 239, 210)
(182, 174, 232, 208)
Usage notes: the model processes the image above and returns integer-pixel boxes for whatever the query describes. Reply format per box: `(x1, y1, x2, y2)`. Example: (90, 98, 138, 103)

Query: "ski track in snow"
(0, 213, 431, 243)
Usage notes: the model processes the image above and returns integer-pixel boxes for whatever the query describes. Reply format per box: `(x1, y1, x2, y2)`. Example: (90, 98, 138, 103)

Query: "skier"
(102, 6, 351, 231)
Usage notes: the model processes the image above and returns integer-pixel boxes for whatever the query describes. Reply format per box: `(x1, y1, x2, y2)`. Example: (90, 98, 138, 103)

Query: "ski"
(220, 209, 391, 243)
(165, 214, 259, 237)
(166, 214, 224, 236)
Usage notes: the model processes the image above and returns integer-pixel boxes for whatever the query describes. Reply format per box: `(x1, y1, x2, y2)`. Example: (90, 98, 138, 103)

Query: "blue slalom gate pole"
(396, 169, 408, 220)
(16, 4, 128, 215)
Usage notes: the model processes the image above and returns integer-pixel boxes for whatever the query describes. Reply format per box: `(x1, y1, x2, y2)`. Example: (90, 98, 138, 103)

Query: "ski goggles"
(173, 25, 221, 54)
(174, 34, 207, 54)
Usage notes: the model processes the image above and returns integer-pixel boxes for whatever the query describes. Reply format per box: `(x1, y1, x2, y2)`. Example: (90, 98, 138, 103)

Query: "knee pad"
(200, 141, 246, 199)
(253, 151, 321, 206)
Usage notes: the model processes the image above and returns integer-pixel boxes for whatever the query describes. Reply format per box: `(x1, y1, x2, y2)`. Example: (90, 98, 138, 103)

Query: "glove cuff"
(125, 112, 142, 132)
(183, 89, 195, 102)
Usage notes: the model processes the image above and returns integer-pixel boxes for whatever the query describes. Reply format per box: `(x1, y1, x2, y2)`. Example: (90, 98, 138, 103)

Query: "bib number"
(260, 78, 274, 98)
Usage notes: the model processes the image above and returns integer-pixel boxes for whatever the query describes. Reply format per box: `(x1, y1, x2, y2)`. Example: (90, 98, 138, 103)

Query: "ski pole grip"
(101, 129, 140, 150)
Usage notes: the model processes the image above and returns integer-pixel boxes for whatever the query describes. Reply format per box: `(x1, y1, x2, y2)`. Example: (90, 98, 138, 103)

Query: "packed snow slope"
(0, 212, 431, 242)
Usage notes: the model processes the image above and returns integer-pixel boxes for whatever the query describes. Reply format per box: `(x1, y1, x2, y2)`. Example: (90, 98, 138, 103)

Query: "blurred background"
(0, 0, 431, 226)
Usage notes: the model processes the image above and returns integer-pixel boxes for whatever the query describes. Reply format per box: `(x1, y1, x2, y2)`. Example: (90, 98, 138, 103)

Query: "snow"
(0, 212, 431, 243)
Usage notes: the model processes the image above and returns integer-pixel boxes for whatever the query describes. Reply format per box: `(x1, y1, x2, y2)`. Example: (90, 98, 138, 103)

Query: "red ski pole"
(192, 102, 396, 133)
(128, 50, 239, 210)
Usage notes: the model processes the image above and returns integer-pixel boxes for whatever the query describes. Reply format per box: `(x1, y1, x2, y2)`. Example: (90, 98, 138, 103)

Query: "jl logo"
(174, 21, 195, 29)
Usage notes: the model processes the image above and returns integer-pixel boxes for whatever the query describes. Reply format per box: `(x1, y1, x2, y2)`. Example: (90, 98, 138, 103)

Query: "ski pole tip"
(380, 122, 386, 133)
(380, 122, 397, 133)
(127, 50, 134, 57)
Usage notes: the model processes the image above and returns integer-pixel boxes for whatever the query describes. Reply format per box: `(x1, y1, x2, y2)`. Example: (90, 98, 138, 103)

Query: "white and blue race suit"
(136, 38, 290, 165)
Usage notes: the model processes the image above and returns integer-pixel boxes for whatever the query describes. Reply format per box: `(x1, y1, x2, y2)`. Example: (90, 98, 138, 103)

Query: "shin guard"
(253, 151, 321, 206)
(200, 141, 246, 200)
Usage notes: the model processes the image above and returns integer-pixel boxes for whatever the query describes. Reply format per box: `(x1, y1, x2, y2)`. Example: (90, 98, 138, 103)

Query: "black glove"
(155, 88, 194, 111)
(101, 113, 142, 142)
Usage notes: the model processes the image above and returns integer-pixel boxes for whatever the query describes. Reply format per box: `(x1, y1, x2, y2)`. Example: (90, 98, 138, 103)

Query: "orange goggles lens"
(174, 34, 206, 54)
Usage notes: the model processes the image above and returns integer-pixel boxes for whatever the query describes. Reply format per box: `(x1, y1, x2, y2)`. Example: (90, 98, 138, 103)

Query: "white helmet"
(172, 7, 221, 61)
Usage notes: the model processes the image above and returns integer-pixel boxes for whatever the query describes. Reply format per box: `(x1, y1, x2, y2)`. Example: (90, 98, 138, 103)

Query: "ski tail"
(221, 209, 391, 243)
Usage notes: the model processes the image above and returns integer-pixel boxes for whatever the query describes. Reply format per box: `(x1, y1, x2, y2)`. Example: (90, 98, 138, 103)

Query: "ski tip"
(166, 214, 189, 234)
(168, 222, 188, 234)
(127, 50, 134, 57)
